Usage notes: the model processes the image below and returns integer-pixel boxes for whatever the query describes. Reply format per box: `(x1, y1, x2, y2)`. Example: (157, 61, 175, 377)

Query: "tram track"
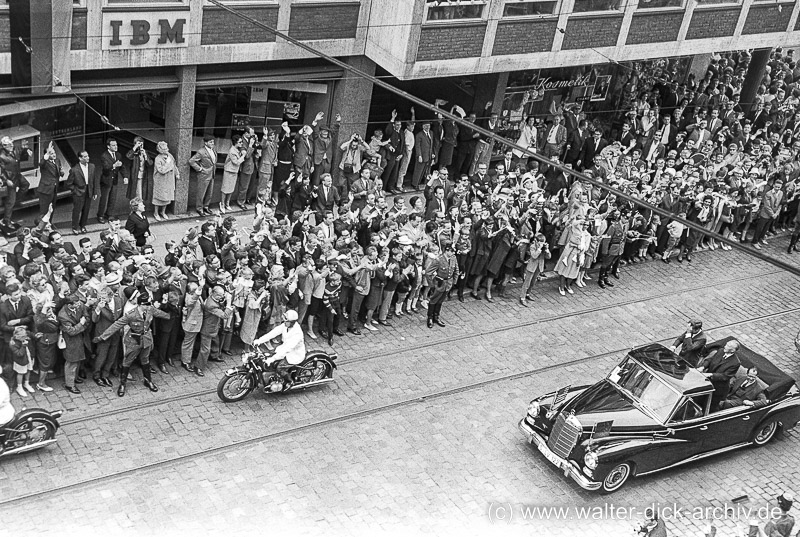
(61, 267, 788, 428)
(3, 300, 799, 507)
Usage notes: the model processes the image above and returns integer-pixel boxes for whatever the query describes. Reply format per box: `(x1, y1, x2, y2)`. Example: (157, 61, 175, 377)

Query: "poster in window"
(283, 102, 301, 121)
(591, 76, 611, 102)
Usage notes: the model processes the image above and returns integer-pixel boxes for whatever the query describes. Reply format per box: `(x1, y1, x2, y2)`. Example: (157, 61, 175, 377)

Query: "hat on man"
(778, 492, 794, 511)
(690, 319, 703, 329)
(396, 235, 413, 246)
(105, 272, 122, 286)
(137, 293, 152, 305)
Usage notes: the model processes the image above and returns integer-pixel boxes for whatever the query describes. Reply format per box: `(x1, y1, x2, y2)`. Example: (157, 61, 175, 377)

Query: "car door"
(700, 404, 758, 453)
(658, 395, 712, 466)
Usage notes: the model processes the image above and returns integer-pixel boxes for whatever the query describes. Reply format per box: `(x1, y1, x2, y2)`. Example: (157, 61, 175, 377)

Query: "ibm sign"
(102, 12, 189, 50)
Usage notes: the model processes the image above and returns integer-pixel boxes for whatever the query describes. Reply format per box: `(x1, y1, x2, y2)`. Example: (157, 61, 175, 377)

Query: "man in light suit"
(411, 121, 434, 190)
(37, 141, 62, 218)
(188, 135, 217, 216)
(541, 115, 567, 159)
(236, 127, 257, 210)
(66, 150, 97, 234)
(91, 272, 124, 388)
(293, 125, 315, 178)
(697, 339, 742, 409)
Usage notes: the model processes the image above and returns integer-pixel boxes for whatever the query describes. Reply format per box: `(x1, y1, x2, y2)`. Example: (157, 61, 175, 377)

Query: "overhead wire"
(204, 0, 800, 280)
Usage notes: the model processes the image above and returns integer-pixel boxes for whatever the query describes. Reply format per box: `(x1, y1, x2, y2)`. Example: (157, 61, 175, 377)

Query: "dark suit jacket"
(100, 150, 128, 187)
(38, 158, 63, 196)
(124, 211, 150, 247)
(580, 138, 608, 168)
(198, 236, 218, 258)
(565, 130, 587, 164)
(313, 185, 340, 214)
(699, 349, 741, 382)
(126, 147, 152, 200)
(724, 375, 768, 407)
(424, 197, 448, 221)
(66, 162, 97, 198)
(0, 296, 34, 342)
(415, 130, 434, 162)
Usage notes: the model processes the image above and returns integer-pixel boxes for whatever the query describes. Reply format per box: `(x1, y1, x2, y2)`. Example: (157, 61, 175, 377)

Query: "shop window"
(694, 0, 741, 4)
(503, 0, 558, 16)
(637, 0, 682, 8)
(572, 0, 622, 12)
(426, 0, 486, 21)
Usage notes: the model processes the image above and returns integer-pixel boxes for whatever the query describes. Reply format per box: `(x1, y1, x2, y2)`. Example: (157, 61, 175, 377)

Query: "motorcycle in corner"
(217, 346, 337, 403)
(0, 407, 63, 458)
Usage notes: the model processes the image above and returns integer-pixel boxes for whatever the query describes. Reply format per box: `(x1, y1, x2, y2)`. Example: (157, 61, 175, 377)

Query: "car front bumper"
(518, 418, 601, 491)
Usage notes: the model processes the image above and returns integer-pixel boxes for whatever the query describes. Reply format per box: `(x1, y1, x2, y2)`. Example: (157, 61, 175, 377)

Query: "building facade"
(0, 0, 797, 213)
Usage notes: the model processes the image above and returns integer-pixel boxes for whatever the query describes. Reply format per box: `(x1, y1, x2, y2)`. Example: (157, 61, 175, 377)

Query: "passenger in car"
(718, 367, 768, 409)
(697, 339, 741, 408)
(670, 319, 707, 366)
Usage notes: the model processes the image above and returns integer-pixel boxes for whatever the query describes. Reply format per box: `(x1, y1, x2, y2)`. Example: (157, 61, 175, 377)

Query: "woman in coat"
(469, 211, 494, 300)
(221, 135, 246, 213)
(555, 218, 592, 295)
(125, 197, 151, 248)
(33, 300, 59, 392)
(57, 296, 88, 393)
(152, 140, 178, 221)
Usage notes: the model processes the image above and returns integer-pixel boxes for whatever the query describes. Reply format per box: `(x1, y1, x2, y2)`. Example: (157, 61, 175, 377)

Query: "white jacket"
(257, 323, 306, 365)
(0, 378, 15, 426)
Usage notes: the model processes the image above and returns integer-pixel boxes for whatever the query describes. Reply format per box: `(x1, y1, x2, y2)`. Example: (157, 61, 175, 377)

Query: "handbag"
(57, 331, 66, 349)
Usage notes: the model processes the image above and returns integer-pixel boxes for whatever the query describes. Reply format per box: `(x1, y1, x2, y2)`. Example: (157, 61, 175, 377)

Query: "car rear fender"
(761, 396, 800, 430)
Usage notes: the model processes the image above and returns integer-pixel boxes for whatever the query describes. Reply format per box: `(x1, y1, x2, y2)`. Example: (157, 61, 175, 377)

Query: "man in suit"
(46, 231, 78, 259)
(311, 114, 340, 187)
(236, 127, 258, 210)
(0, 135, 32, 227)
(541, 115, 567, 159)
(313, 173, 340, 221)
(37, 142, 62, 218)
(188, 135, 217, 216)
(687, 119, 713, 146)
(425, 239, 457, 328)
(425, 186, 448, 221)
(719, 367, 769, 409)
(411, 121, 434, 190)
(697, 339, 742, 408)
(579, 129, 608, 171)
(0, 283, 34, 384)
(565, 120, 588, 166)
(66, 150, 97, 234)
(293, 124, 315, 179)
(192, 286, 233, 377)
(382, 111, 405, 194)
(91, 272, 124, 388)
(198, 222, 218, 258)
(97, 139, 129, 224)
(671, 319, 707, 366)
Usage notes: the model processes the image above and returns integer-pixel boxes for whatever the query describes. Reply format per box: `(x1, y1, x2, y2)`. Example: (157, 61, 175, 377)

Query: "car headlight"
(584, 450, 598, 470)
(527, 401, 541, 417)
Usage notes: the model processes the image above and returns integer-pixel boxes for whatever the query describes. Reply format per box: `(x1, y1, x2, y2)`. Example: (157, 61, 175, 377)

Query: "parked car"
(518, 337, 800, 493)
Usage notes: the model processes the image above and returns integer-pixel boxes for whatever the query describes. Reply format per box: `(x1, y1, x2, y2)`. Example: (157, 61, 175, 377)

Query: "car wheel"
(752, 419, 778, 446)
(601, 462, 633, 493)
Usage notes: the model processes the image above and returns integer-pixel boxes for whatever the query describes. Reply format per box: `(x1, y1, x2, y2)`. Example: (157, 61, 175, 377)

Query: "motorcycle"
(217, 346, 337, 403)
(0, 407, 63, 458)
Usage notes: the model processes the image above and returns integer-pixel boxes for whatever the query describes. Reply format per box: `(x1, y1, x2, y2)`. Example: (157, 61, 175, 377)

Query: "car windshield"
(608, 358, 678, 422)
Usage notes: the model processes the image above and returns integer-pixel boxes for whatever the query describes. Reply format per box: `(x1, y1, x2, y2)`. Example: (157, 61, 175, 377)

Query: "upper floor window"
(426, 0, 486, 21)
(572, 0, 622, 12)
(637, 0, 682, 8)
(503, 0, 558, 16)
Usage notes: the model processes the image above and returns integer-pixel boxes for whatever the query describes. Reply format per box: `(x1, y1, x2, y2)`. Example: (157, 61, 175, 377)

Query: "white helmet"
(283, 310, 298, 322)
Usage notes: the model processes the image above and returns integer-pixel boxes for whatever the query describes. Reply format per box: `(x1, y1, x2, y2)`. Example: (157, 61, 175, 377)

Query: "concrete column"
(688, 53, 713, 82)
(30, 0, 73, 93)
(480, 0, 504, 57)
(552, 0, 575, 51)
(739, 48, 771, 113)
(165, 65, 197, 215)
(733, 0, 755, 37)
(331, 56, 375, 140)
(472, 72, 507, 115)
(676, 0, 697, 41)
(616, 0, 640, 48)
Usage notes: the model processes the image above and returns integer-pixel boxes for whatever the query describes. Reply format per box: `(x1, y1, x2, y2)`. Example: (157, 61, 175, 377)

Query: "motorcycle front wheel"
(217, 372, 255, 403)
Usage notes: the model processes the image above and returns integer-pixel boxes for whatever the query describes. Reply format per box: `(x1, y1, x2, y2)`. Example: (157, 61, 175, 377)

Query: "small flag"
(552, 385, 571, 407)
(592, 421, 613, 438)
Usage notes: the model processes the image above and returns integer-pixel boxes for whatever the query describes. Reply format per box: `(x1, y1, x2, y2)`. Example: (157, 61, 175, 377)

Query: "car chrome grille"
(547, 413, 581, 459)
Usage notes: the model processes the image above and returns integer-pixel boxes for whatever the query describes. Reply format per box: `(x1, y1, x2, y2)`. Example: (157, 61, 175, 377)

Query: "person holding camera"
(126, 136, 151, 202)
(338, 132, 371, 196)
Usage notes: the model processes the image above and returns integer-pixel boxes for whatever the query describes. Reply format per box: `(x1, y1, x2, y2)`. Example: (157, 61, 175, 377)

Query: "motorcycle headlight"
(527, 401, 541, 417)
(242, 353, 252, 365)
(584, 450, 598, 470)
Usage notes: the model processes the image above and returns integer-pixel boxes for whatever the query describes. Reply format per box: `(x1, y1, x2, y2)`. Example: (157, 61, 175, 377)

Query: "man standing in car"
(671, 320, 707, 366)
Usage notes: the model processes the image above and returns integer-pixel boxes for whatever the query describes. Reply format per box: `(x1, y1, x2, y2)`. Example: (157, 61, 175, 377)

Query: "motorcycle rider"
(0, 366, 14, 427)
(253, 309, 306, 388)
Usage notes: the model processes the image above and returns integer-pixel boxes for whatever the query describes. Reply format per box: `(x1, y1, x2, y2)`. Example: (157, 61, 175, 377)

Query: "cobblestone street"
(2, 214, 799, 537)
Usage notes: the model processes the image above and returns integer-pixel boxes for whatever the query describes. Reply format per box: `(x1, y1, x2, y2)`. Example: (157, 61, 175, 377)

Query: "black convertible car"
(519, 338, 800, 493)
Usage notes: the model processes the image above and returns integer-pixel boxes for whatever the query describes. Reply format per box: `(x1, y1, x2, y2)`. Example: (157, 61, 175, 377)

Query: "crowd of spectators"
(0, 48, 799, 400)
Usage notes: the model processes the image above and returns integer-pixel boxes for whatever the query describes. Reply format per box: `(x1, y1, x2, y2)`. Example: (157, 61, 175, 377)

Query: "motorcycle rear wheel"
(5, 418, 56, 451)
(311, 359, 332, 381)
(217, 372, 255, 403)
